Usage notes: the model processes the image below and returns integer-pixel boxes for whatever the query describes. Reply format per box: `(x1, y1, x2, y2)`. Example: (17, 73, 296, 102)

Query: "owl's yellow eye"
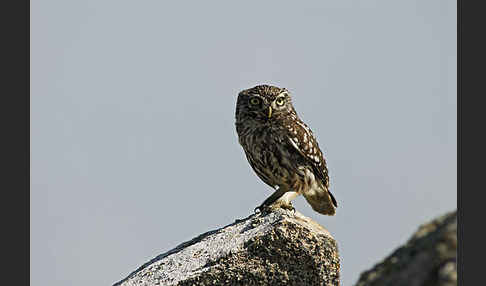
(275, 97, 285, 106)
(250, 97, 261, 105)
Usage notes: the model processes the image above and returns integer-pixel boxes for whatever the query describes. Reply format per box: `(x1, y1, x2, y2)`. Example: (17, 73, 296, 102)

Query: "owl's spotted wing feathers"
(285, 119, 328, 184)
(285, 119, 338, 209)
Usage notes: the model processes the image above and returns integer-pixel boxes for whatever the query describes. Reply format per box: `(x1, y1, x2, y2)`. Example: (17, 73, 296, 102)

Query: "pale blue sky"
(31, 1, 456, 285)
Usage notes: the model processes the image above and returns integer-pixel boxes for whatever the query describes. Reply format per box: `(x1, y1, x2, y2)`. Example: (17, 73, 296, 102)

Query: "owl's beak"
(267, 106, 273, 119)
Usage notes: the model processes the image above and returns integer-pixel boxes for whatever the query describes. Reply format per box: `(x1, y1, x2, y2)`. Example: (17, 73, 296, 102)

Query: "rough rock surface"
(114, 208, 340, 286)
(355, 210, 457, 286)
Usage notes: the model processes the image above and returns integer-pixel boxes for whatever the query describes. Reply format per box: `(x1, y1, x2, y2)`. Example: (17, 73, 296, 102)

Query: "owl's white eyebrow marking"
(276, 91, 288, 98)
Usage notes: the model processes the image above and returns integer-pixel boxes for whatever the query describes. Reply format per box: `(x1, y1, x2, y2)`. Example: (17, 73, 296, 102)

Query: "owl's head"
(235, 84, 297, 123)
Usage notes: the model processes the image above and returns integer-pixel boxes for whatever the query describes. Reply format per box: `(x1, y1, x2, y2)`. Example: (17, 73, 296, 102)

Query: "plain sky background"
(31, 1, 456, 285)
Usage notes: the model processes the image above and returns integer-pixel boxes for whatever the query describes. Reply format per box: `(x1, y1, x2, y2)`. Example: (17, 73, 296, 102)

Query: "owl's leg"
(275, 191, 299, 213)
(254, 188, 286, 213)
(254, 188, 296, 213)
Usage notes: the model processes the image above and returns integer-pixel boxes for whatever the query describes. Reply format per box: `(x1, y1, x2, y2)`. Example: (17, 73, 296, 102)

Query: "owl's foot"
(279, 202, 295, 213)
(254, 202, 295, 214)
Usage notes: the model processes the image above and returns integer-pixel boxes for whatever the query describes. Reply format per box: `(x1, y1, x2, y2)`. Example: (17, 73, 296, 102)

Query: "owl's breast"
(239, 124, 309, 190)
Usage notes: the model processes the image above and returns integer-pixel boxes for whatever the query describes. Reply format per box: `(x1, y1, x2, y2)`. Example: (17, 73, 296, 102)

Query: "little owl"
(235, 84, 337, 215)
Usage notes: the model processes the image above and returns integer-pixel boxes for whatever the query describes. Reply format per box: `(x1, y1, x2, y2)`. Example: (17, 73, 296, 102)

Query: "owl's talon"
(280, 203, 295, 213)
(254, 204, 270, 214)
(254, 205, 264, 214)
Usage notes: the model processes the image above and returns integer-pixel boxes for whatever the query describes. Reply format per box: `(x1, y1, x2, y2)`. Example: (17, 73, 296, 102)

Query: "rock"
(354, 210, 457, 286)
(114, 208, 340, 286)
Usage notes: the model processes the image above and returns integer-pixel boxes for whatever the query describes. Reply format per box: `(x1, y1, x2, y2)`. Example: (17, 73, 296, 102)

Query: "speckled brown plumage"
(235, 84, 337, 215)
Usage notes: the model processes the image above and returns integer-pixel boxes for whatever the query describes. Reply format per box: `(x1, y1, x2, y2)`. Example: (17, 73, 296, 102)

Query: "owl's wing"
(285, 120, 338, 213)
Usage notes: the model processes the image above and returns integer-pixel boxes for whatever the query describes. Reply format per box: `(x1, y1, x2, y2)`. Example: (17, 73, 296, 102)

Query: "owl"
(235, 84, 337, 215)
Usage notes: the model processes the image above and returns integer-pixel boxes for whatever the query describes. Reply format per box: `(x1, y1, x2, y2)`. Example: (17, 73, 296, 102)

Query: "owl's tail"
(302, 187, 337, 216)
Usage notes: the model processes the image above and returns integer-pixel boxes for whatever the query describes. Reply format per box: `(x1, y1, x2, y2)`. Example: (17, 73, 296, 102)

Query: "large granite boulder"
(114, 208, 340, 286)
